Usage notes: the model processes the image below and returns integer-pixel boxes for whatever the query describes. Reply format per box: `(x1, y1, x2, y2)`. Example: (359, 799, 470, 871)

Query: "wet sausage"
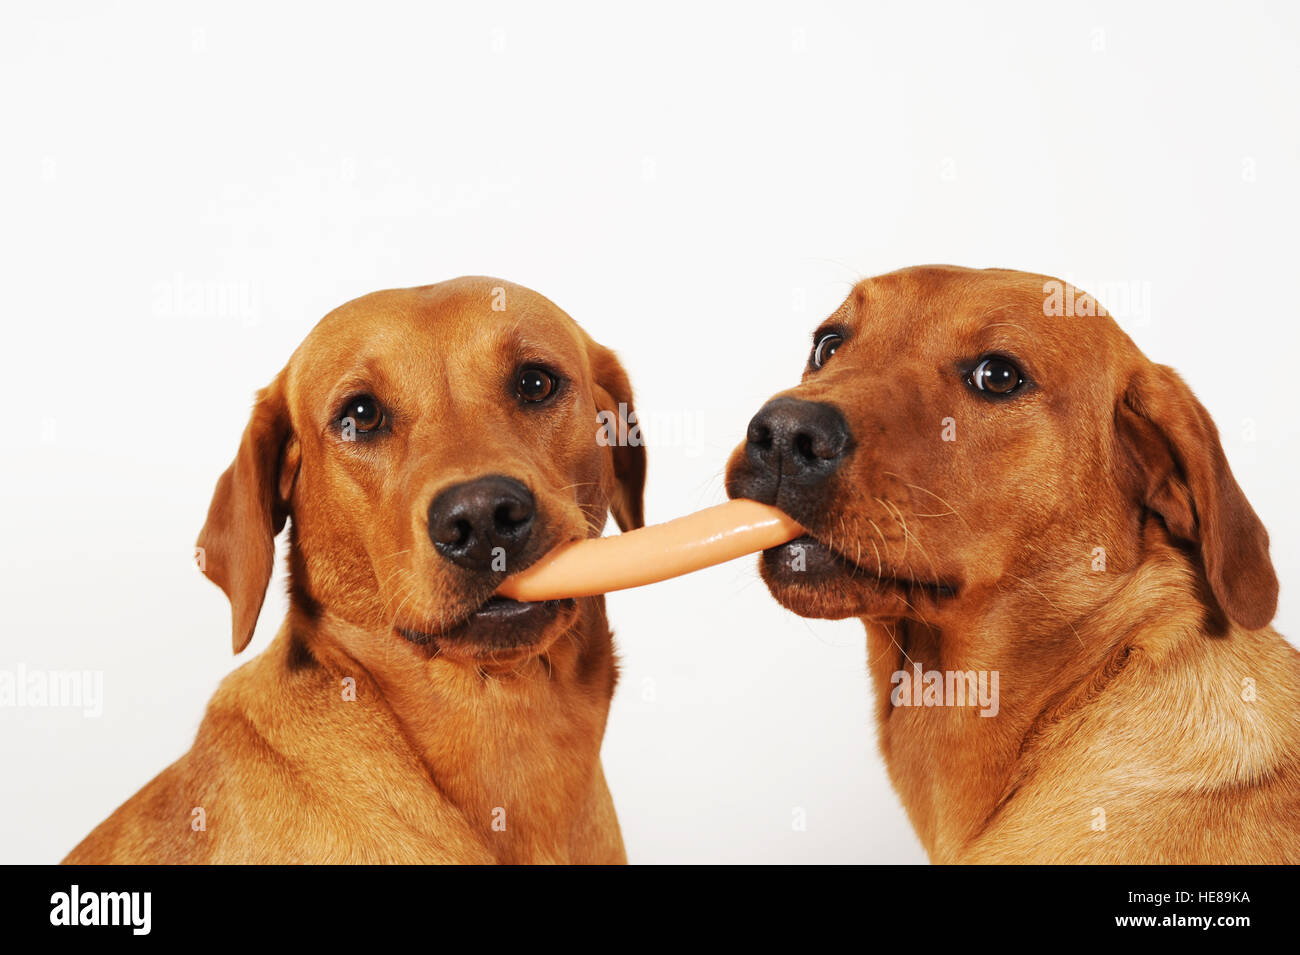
(496, 500, 804, 601)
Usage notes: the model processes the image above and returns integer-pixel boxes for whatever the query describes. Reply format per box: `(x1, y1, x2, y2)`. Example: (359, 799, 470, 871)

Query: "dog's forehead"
(848, 266, 1061, 327)
(286, 278, 588, 394)
(841, 265, 1130, 362)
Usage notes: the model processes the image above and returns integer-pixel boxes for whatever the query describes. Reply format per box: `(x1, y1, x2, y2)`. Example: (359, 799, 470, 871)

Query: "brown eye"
(812, 332, 843, 369)
(342, 395, 385, 432)
(517, 368, 555, 402)
(970, 357, 1023, 395)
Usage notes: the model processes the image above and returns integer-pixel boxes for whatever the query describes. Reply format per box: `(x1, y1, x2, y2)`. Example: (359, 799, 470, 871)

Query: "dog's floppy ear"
(1116, 362, 1277, 630)
(196, 373, 300, 653)
(588, 341, 646, 531)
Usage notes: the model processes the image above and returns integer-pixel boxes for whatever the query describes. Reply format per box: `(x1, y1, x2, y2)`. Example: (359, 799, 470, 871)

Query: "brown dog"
(65, 278, 644, 864)
(727, 265, 1299, 863)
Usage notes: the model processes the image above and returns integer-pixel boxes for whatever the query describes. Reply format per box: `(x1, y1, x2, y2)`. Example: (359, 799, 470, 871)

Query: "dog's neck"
(861, 530, 1232, 861)
(286, 598, 620, 863)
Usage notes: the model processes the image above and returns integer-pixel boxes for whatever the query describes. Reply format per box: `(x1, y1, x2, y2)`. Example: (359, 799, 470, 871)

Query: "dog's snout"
(745, 397, 851, 481)
(428, 476, 535, 571)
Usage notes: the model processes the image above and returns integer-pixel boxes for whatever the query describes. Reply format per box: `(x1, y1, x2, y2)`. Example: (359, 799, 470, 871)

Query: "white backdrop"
(2, 1, 1298, 864)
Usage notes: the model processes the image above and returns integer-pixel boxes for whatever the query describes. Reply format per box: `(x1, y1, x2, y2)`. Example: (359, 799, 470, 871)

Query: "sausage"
(496, 500, 804, 601)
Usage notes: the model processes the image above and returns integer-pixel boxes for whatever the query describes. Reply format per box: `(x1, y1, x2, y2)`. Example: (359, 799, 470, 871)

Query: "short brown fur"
(727, 265, 1300, 863)
(66, 278, 643, 864)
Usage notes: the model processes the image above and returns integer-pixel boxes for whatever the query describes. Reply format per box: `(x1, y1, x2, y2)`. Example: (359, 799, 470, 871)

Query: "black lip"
(762, 535, 846, 577)
(397, 596, 575, 653)
(472, 595, 553, 618)
(763, 533, 958, 599)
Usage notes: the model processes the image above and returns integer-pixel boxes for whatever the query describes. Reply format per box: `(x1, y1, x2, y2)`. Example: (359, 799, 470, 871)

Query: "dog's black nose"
(744, 397, 851, 486)
(428, 476, 535, 572)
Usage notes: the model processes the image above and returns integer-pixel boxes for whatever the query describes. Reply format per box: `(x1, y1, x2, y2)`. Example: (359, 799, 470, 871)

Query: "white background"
(2, 1, 1298, 864)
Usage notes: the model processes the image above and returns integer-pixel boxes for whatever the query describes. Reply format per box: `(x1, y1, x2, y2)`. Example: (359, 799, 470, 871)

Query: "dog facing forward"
(66, 278, 645, 864)
(727, 265, 1299, 864)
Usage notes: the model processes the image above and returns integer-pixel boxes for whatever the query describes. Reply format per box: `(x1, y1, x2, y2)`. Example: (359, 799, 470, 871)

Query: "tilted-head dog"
(65, 278, 645, 864)
(726, 264, 1299, 863)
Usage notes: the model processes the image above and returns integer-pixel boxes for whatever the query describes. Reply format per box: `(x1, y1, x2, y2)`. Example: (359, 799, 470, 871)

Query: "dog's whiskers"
(876, 497, 909, 561)
(884, 474, 974, 534)
(865, 518, 888, 575)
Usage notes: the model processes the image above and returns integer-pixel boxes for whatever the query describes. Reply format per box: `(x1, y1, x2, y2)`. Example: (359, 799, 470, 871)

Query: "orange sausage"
(496, 500, 804, 601)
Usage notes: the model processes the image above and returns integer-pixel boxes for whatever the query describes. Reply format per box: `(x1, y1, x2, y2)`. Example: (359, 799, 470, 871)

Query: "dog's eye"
(812, 332, 843, 369)
(341, 395, 385, 432)
(517, 368, 556, 402)
(970, 357, 1023, 396)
